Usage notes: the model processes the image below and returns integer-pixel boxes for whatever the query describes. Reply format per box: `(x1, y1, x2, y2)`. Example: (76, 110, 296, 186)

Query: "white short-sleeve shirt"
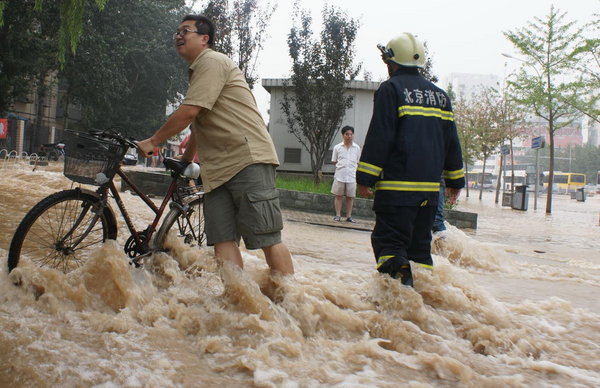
(332, 142, 361, 183)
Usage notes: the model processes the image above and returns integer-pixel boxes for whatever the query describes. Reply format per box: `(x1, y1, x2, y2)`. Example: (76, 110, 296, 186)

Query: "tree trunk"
(494, 154, 503, 204)
(546, 126, 554, 214)
(509, 138, 516, 192)
(479, 157, 487, 200)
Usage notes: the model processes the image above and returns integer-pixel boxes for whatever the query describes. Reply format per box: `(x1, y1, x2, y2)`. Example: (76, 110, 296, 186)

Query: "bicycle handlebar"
(88, 129, 139, 151)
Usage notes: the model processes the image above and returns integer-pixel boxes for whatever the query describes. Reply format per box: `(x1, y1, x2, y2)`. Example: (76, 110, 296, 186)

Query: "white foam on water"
(1, 162, 600, 387)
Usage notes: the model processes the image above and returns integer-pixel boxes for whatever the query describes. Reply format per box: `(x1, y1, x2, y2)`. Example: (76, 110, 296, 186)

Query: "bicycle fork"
(55, 197, 105, 255)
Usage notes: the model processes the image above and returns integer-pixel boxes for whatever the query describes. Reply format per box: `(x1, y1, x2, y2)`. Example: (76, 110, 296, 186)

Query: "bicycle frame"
(105, 166, 181, 253)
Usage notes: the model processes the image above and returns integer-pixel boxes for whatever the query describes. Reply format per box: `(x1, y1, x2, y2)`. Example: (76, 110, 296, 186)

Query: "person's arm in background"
(181, 131, 197, 162)
(138, 104, 203, 156)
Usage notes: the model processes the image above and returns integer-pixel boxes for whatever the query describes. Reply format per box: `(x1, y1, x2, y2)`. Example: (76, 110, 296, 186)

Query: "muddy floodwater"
(1, 161, 599, 387)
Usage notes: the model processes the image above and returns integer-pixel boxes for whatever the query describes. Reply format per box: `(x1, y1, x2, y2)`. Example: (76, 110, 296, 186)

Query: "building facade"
(261, 78, 380, 174)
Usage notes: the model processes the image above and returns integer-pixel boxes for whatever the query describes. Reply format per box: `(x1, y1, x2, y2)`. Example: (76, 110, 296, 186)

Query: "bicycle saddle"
(163, 158, 201, 179)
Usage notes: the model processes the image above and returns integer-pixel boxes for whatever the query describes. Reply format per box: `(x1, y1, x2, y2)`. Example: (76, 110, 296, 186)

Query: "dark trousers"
(371, 205, 437, 268)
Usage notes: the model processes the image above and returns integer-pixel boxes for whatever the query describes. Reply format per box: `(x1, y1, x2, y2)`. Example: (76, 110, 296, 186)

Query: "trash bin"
(511, 185, 528, 210)
(502, 192, 513, 207)
(575, 187, 586, 202)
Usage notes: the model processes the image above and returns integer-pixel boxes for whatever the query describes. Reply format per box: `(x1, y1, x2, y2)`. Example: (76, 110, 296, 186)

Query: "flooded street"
(1, 161, 600, 387)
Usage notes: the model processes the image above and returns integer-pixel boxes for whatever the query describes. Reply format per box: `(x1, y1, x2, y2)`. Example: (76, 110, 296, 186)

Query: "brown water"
(1, 161, 599, 387)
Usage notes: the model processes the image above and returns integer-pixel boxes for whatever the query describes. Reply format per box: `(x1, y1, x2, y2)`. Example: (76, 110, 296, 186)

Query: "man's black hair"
(341, 125, 354, 135)
(182, 15, 215, 46)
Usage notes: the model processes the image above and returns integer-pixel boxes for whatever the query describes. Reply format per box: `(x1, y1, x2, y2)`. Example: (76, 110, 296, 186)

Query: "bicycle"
(39, 141, 65, 161)
(7, 129, 205, 274)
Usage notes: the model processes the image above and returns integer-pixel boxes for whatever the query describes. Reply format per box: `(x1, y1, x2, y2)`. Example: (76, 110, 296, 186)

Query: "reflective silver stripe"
(398, 105, 454, 121)
(444, 168, 465, 180)
(375, 180, 440, 192)
(358, 161, 382, 177)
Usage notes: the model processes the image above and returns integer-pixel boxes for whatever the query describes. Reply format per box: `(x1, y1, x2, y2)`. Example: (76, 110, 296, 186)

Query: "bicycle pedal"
(130, 252, 153, 267)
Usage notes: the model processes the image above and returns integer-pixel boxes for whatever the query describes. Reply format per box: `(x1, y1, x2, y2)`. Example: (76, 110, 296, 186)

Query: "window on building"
(284, 147, 301, 164)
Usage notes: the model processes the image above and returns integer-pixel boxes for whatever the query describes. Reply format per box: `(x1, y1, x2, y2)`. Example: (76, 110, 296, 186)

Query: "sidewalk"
(282, 209, 374, 232)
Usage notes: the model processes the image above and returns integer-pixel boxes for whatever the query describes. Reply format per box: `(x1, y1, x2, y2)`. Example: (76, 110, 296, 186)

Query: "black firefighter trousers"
(372, 205, 436, 278)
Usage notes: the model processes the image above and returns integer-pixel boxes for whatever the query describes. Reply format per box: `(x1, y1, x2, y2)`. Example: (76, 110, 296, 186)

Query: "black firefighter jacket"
(357, 67, 465, 211)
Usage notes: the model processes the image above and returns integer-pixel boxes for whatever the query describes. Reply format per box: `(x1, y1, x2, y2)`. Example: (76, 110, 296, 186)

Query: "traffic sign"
(501, 145, 510, 155)
(531, 136, 545, 149)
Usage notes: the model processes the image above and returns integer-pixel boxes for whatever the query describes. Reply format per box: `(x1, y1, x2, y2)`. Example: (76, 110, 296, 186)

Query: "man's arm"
(138, 104, 203, 156)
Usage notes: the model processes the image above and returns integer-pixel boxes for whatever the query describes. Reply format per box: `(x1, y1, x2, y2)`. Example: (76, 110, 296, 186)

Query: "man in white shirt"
(331, 126, 361, 222)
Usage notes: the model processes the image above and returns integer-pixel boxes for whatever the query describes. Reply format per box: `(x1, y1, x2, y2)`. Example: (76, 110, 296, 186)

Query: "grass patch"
(276, 174, 334, 195)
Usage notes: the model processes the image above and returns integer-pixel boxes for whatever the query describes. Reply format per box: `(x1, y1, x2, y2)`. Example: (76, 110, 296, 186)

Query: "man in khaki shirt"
(138, 15, 294, 276)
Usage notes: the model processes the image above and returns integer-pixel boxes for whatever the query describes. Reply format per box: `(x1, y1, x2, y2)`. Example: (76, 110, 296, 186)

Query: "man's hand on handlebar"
(137, 138, 155, 157)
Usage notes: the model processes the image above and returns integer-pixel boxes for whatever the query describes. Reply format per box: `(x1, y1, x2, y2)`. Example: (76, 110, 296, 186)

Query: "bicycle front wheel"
(154, 197, 205, 250)
(8, 189, 117, 274)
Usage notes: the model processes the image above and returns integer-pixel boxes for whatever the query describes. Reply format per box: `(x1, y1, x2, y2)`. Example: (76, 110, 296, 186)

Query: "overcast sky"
(200, 0, 598, 118)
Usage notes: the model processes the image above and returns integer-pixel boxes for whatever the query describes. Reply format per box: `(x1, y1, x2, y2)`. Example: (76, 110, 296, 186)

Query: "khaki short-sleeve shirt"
(184, 49, 279, 192)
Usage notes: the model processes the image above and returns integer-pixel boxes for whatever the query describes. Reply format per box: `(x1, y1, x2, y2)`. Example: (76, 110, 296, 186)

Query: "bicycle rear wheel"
(8, 189, 117, 274)
(154, 197, 205, 250)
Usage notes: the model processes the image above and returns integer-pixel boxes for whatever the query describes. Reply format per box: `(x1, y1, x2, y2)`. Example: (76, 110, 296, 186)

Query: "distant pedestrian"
(178, 131, 200, 163)
(331, 125, 361, 223)
(432, 179, 447, 234)
(357, 33, 465, 287)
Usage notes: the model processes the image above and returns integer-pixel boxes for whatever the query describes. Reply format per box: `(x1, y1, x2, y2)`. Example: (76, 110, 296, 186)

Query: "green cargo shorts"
(204, 163, 283, 249)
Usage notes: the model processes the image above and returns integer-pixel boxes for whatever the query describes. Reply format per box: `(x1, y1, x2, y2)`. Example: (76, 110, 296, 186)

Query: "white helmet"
(379, 33, 426, 68)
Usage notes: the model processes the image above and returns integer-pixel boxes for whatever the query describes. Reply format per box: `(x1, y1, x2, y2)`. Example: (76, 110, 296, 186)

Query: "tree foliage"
(59, 0, 190, 138)
(0, 0, 60, 116)
(0, 0, 108, 65)
(549, 144, 600, 181)
(571, 13, 600, 123)
(199, 0, 276, 89)
(419, 42, 438, 83)
(453, 87, 506, 199)
(504, 5, 590, 214)
(281, 3, 361, 183)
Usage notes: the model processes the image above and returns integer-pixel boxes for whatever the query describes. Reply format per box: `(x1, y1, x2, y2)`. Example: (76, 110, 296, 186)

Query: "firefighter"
(357, 33, 465, 286)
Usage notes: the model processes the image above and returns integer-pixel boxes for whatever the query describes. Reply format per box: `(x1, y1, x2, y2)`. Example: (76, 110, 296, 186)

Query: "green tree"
(59, 0, 190, 138)
(571, 13, 600, 123)
(281, 3, 360, 184)
(553, 144, 600, 180)
(504, 6, 589, 214)
(0, 0, 108, 65)
(200, 0, 276, 89)
(420, 42, 438, 83)
(453, 87, 505, 200)
(453, 92, 478, 198)
(0, 0, 60, 116)
(496, 76, 527, 197)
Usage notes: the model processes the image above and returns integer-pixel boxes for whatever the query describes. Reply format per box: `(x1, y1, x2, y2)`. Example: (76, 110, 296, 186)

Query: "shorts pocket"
(241, 188, 283, 234)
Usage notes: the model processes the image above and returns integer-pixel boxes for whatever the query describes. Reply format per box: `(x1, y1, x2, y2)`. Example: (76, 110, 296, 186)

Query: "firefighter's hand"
(137, 138, 155, 157)
(358, 184, 373, 198)
(446, 187, 461, 205)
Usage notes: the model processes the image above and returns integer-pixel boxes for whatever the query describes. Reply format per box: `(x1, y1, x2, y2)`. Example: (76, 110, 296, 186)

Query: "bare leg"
(214, 241, 244, 269)
(346, 197, 354, 218)
(334, 195, 343, 217)
(262, 243, 294, 275)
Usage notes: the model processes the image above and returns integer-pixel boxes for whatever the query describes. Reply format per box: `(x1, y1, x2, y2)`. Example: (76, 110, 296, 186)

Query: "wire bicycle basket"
(63, 130, 128, 186)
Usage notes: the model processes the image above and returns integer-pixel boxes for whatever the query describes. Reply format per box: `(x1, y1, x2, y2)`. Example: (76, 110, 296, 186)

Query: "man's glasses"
(173, 27, 201, 40)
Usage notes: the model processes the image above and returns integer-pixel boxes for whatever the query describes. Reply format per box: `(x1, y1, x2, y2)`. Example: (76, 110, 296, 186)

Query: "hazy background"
(216, 0, 597, 118)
